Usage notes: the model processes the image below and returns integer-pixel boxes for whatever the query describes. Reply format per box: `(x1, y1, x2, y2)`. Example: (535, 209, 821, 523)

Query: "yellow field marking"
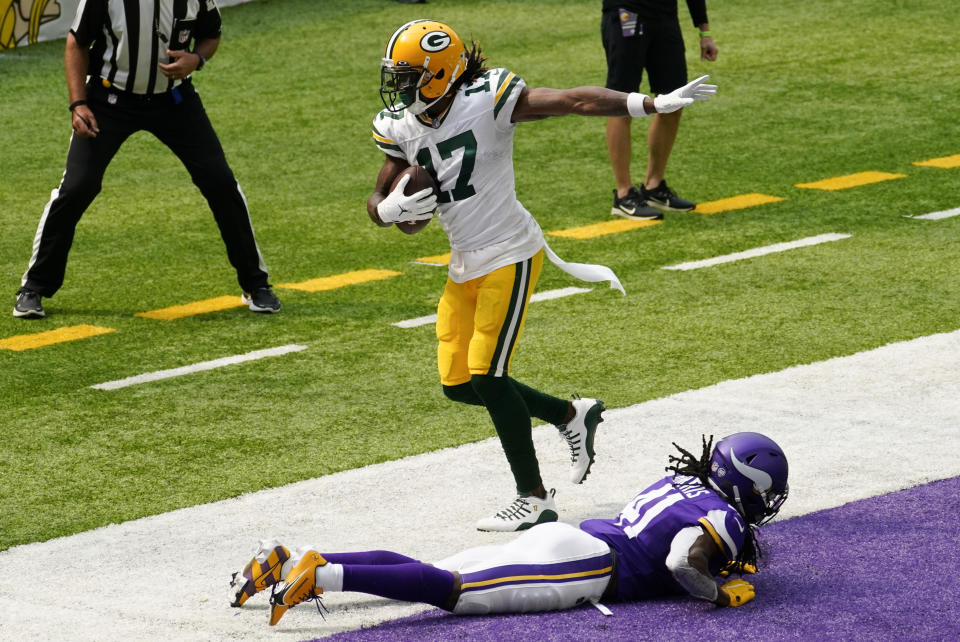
(548, 218, 662, 240)
(135, 296, 244, 321)
(913, 153, 960, 169)
(413, 253, 451, 266)
(696, 193, 786, 215)
(0, 325, 115, 351)
(795, 171, 906, 191)
(277, 269, 402, 292)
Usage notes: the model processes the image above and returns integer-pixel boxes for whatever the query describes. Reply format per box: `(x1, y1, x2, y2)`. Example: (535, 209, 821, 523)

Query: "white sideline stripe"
(662, 233, 852, 271)
(907, 206, 960, 220)
(90, 344, 308, 390)
(4, 329, 959, 641)
(391, 287, 592, 328)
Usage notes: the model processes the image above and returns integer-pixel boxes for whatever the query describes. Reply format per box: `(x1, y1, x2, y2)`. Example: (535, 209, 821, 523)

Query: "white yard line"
(392, 314, 438, 329)
(392, 287, 592, 328)
(906, 206, 960, 220)
(3, 329, 959, 641)
(530, 286, 592, 301)
(662, 233, 852, 271)
(90, 344, 308, 390)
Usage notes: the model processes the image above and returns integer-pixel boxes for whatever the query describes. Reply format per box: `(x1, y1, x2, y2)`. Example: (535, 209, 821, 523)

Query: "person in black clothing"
(13, 0, 280, 319)
(602, 0, 718, 220)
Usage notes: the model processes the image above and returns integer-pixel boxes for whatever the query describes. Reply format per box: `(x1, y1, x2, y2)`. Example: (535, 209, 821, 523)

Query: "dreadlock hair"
(666, 435, 763, 571)
(451, 39, 489, 92)
(666, 434, 713, 483)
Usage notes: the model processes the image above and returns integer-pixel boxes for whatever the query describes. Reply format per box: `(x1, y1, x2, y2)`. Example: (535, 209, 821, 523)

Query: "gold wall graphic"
(0, 0, 62, 50)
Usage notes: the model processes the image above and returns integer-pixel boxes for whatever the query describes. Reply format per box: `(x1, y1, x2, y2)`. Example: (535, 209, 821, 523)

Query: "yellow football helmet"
(380, 20, 468, 115)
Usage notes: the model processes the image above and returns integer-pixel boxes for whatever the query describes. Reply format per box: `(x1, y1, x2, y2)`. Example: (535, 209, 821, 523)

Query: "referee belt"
(87, 78, 190, 105)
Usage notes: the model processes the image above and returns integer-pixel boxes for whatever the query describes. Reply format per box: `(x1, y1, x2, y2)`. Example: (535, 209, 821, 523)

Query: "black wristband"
(193, 51, 206, 71)
(69, 100, 86, 112)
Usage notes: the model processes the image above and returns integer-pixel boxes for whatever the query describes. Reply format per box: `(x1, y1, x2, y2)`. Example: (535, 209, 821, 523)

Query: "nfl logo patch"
(108, 93, 118, 105)
(179, 32, 190, 44)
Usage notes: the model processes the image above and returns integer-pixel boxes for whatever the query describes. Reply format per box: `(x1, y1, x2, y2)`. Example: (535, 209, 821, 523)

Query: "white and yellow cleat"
(268, 550, 328, 626)
(229, 539, 291, 607)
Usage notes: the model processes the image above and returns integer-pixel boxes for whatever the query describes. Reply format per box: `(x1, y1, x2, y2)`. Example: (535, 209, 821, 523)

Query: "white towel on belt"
(544, 241, 626, 295)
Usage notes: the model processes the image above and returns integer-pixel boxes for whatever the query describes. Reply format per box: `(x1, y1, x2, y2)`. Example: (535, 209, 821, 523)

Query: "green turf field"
(1, 0, 957, 551)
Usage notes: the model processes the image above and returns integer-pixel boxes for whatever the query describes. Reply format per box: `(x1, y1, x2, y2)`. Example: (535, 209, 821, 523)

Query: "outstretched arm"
(511, 75, 717, 123)
(511, 86, 654, 122)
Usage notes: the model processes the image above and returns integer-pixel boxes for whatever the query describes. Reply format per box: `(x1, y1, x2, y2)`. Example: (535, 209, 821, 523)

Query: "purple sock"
(342, 562, 456, 608)
(322, 550, 419, 566)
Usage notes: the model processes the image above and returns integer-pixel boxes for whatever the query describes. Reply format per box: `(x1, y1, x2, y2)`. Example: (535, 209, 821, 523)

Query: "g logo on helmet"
(420, 30, 451, 52)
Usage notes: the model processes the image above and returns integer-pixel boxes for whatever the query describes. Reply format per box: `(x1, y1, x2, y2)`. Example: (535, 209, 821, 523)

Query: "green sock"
(442, 382, 484, 406)
(444, 379, 567, 426)
(508, 377, 569, 426)
(470, 374, 542, 493)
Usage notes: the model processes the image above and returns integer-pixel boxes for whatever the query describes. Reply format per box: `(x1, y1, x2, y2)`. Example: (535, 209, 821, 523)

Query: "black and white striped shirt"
(71, 0, 222, 95)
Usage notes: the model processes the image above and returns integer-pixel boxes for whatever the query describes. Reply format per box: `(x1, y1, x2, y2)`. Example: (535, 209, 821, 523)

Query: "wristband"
(194, 51, 206, 70)
(699, 30, 712, 37)
(69, 100, 86, 112)
(626, 92, 650, 118)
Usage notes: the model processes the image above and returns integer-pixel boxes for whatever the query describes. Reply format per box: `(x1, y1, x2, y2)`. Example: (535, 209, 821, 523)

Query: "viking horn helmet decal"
(729, 448, 772, 493)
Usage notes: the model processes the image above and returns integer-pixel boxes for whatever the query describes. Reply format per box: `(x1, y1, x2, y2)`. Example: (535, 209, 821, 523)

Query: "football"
(391, 165, 438, 234)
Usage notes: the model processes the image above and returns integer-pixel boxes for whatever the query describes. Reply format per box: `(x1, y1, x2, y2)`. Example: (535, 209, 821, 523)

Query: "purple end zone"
(317, 477, 960, 641)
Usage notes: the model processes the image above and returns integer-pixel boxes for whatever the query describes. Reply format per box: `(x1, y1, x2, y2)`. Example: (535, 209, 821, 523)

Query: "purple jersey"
(580, 475, 746, 601)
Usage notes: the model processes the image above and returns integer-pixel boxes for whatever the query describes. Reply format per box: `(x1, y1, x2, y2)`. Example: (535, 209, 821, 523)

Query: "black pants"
(601, 11, 687, 95)
(22, 79, 270, 297)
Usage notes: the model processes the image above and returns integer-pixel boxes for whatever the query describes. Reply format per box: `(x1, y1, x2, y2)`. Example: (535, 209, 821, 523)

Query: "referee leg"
(151, 83, 270, 292)
(22, 116, 130, 297)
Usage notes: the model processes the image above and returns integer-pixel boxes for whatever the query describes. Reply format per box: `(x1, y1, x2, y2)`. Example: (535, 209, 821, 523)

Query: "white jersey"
(372, 68, 544, 282)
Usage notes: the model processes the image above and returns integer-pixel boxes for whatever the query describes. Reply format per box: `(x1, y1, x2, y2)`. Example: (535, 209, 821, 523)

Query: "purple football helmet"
(708, 432, 789, 525)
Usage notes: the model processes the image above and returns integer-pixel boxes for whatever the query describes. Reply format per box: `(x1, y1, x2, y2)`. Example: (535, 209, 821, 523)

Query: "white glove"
(653, 74, 717, 114)
(377, 174, 437, 224)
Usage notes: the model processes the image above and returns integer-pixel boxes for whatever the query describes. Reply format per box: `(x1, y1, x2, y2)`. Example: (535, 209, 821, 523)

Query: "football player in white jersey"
(229, 433, 787, 627)
(366, 20, 716, 533)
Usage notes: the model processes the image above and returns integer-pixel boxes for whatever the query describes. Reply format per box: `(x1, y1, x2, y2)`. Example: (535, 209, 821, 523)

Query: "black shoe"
(641, 179, 695, 211)
(13, 288, 45, 319)
(242, 287, 281, 313)
(611, 187, 663, 220)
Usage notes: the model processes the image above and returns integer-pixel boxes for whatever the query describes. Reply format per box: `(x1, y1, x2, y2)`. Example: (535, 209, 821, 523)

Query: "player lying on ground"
(365, 19, 717, 532)
(229, 432, 788, 626)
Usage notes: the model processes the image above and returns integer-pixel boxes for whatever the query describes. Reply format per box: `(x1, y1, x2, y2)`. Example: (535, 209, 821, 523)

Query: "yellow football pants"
(437, 251, 543, 386)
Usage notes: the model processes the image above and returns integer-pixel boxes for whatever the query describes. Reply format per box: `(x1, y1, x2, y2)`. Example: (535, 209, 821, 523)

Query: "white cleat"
(476, 489, 558, 532)
(558, 398, 605, 484)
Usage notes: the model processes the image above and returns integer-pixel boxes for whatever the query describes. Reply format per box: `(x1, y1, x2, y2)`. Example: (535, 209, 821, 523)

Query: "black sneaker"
(13, 288, 45, 319)
(611, 187, 663, 220)
(641, 179, 695, 211)
(242, 287, 281, 313)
